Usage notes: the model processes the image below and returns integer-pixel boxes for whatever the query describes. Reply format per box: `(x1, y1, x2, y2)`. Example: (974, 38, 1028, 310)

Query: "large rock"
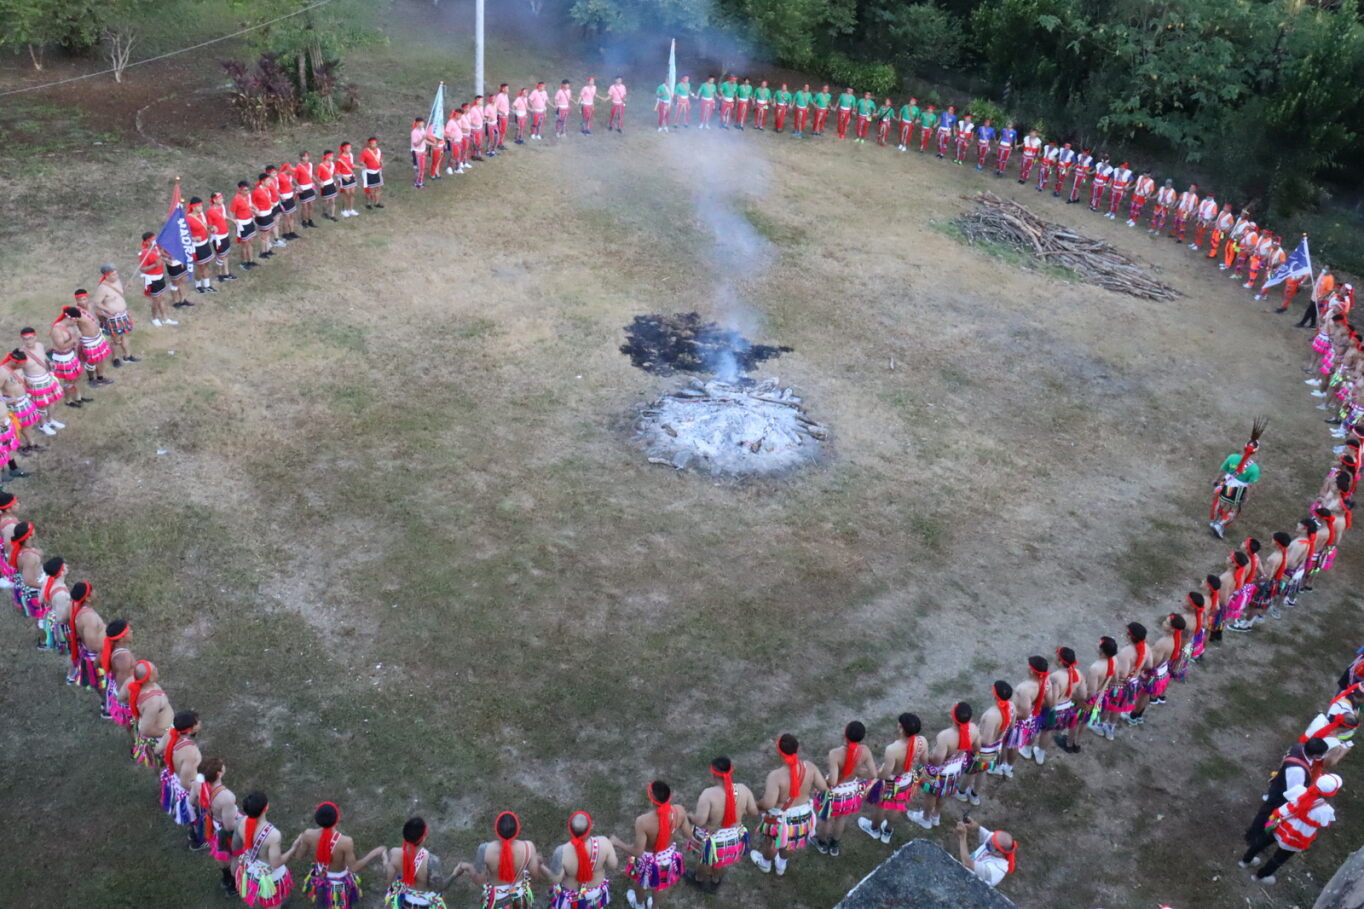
(1315, 846, 1364, 909)
(834, 839, 1018, 909)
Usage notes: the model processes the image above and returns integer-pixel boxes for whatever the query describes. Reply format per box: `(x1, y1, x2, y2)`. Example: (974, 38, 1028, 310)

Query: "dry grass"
(0, 9, 1360, 909)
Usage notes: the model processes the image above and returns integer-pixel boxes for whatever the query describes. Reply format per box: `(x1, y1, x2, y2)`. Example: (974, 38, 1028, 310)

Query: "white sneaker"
(1000, 764, 1014, 779)
(164, 318, 179, 325)
(953, 790, 969, 802)
(880, 825, 892, 844)
(749, 850, 772, 873)
(274, 239, 287, 247)
(908, 810, 933, 830)
(445, 166, 453, 175)
(40, 424, 56, 436)
(1239, 857, 1262, 868)
(969, 789, 981, 806)
(1311, 390, 1327, 397)
(1103, 723, 1116, 741)
(858, 817, 882, 840)
(1257, 874, 1276, 885)
(49, 419, 66, 430)
(1307, 378, 1323, 384)
(1018, 744, 1034, 760)
(774, 855, 788, 876)
(931, 814, 941, 827)
(1189, 243, 1198, 250)
(151, 318, 163, 327)
(1034, 747, 1046, 765)
(626, 890, 640, 909)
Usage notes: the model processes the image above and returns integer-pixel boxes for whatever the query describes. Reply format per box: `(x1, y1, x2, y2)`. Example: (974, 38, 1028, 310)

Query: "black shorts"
(213, 236, 230, 257)
(235, 220, 255, 241)
(144, 277, 167, 297)
(271, 203, 282, 218)
(281, 195, 296, 213)
(297, 187, 316, 202)
(166, 261, 188, 279)
(339, 174, 356, 189)
(320, 182, 337, 200)
(254, 214, 274, 231)
(364, 171, 383, 188)
(193, 243, 213, 266)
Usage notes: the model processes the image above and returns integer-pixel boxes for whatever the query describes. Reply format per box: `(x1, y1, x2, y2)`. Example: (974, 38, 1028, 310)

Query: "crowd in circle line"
(3, 68, 1363, 909)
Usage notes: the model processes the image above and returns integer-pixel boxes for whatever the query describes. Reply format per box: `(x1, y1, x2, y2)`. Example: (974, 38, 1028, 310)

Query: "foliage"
(820, 53, 897, 96)
(968, 97, 1007, 125)
(0, 0, 106, 68)
(858, 1, 962, 76)
(568, 0, 712, 35)
(223, 53, 298, 131)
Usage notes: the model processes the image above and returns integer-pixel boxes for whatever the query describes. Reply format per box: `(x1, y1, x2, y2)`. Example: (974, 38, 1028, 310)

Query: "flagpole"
(474, 0, 485, 98)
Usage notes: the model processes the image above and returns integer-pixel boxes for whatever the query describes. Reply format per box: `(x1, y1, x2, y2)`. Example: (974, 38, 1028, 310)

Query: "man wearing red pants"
(1150, 179, 1177, 234)
(1192, 196, 1222, 250)
(995, 121, 1016, 176)
(1053, 143, 1075, 198)
(735, 77, 754, 130)
(528, 82, 549, 140)
(854, 91, 876, 142)
(897, 97, 919, 151)
(835, 87, 856, 140)
(1036, 140, 1058, 192)
(1128, 172, 1156, 226)
(975, 118, 995, 171)
(936, 105, 956, 158)
(812, 85, 831, 136)
(607, 77, 627, 133)
(953, 112, 974, 165)
(792, 84, 812, 137)
(1106, 162, 1132, 219)
(696, 76, 715, 129)
(753, 79, 772, 129)
(1172, 185, 1199, 241)
(672, 75, 694, 128)
(773, 83, 791, 132)
(1017, 129, 1041, 184)
(1088, 155, 1112, 211)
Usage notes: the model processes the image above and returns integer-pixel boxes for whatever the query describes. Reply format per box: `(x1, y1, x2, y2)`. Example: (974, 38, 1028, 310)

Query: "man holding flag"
(1264, 236, 1313, 316)
(154, 182, 199, 313)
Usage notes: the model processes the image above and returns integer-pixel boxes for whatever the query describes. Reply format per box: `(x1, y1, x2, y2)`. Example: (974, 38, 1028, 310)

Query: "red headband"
(568, 810, 594, 884)
(315, 802, 341, 864)
(495, 811, 520, 883)
(99, 622, 129, 676)
(953, 704, 973, 751)
(711, 764, 737, 828)
(647, 785, 673, 858)
(401, 828, 427, 885)
(991, 831, 1017, 873)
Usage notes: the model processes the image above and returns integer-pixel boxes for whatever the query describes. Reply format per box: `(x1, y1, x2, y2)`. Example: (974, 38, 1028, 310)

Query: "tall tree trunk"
(297, 52, 308, 94)
(27, 44, 44, 71)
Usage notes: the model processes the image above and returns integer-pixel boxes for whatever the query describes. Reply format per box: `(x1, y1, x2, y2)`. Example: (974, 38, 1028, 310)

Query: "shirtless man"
(51, 305, 91, 409)
(89, 264, 138, 365)
(200, 757, 241, 895)
(156, 710, 205, 844)
(1081, 636, 1124, 744)
(38, 555, 72, 655)
(65, 305, 113, 387)
(0, 364, 44, 452)
(612, 782, 691, 907)
(961, 683, 1013, 805)
(8, 348, 63, 435)
(751, 734, 829, 875)
(1038, 648, 1087, 756)
(813, 721, 878, 856)
(10, 523, 44, 623)
(468, 811, 540, 909)
(858, 713, 928, 844)
(67, 581, 104, 690)
(1114, 623, 1154, 729)
(1280, 518, 1319, 609)
(1005, 656, 1051, 768)
(100, 619, 135, 725)
(910, 703, 979, 830)
(686, 756, 757, 892)
(233, 791, 293, 907)
(289, 801, 385, 908)
(545, 810, 618, 908)
(125, 659, 174, 767)
(383, 817, 461, 908)
(1130, 613, 1184, 723)
(1231, 530, 1291, 631)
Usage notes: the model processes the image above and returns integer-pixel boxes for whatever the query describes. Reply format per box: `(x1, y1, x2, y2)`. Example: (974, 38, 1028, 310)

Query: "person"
(897, 96, 919, 151)
(854, 91, 876, 144)
(1238, 773, 1342, 885)
(99, 617, 135, 725)
(608, 77, 627, 132)
(383, 817, 460, 908)
(275, 163, 299, 241)
(445, 107, 466, 172)
(1005, 655, 1050, 766)
(555, 81, 573, 138)
(318, 150, 341, 221)
(1192, 193, 1219, 250)
(961, 682, 1013, 804)
(1338, 646, 1364, 692)
(858, 713, 927, 843)
(835, 86, 856, 141)
(9, 523, 44, 620)
(917, 104, 938, 152)
(1280, 517, 1319, 609)
(1210, 421, 1265, 538)
(183, 196, 217, 296)
(156, 710, 205, 843)
(955, 817, 1016, 889)
(578, 76, 599, 134)
(671, 75, 694, 128)
(262, 167, 287, 249)
(1081, 637, 1124, 743)
(1244, 738, 1330, 844)
(126, 659, 173, 767)
(754, 79, 773, 130)
(1036, 140, 1058, 192)
(654, 79, 672, 132)
(1230, 530, 1292, 630)
(8, 348, 63, 436)
(952, 111, 975, 163)
(751, 734, 828, 875)
(234, 791, 294, 907)
(1150, 179, 1177, 235)
(86, 272, 134, 367)
(336, 143, 359, 216)
(735, 77, 754, 130)
(718, 76, 737, 129)
(1054, 142, 1076, 198)
(995, 120, 1016, 176)
(812, 84, 831, 136)
(294, 152, 317, 229)
(792, 84, 812, 137)
(201, 756, 242, 895)
(250, 173, 279, 254)
(937, 105, 957, 158)
(410, 119, 428, 189)
(812, 720, 878, 855)
(292, 801, 385, 908)
(872, 98, 896, 148)
(362, 137, 385, 210)
(1017, 129, 1041, 184)
(773, 82, 791, 132)
(529, 82, 549, 140)
(975, 117, 995, 170)
(1171, 184, 1199, 241)
(36, 554, 71, 653)
(230, 181, 261, 268)
(470, 811, 540, 909)
(1062, 145, 1087, 202)
(1106, 162, 1132, 219)
(1208, 204, 1236, 264)
(66, 580, 103, 690)
(696, 76, 717, 130)
(1127, 171, 1156, 227)
(136, 231, 173, 324)
(1112, 623, 1152, 728)
(1088, 155, 1112, 212)
(1038, 647, 1086, 756)
(1129, 613, 1183, 724)
(495, 83, 510, 148)
(686, 756, 756, 892)
(613, 781, 690, 907)
(424, 117, 443, 181)
(545, 810, 617, 908)
(910, 703, 979, 829)
(204, 191, 239, 285)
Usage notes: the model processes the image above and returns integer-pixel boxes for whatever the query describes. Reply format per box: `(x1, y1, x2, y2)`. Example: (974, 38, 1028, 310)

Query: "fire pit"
(637, 377, 827, 474)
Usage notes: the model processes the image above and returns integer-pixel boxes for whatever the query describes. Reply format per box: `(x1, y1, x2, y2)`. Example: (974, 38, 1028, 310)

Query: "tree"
(568, 0, 712, 36)
(0, 0, 104, 69)
(859, 1, 963, 77)
(101, 0, 156, 83)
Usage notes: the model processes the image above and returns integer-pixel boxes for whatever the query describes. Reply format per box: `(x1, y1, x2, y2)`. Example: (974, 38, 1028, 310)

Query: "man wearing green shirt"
(1210, 432, 1264, 537)
(897, 97, 919, 151)
(873, 97, 896, 147)
(698, 76, 718, 129)
(854, 91, 876, 143)
(917, 105, 939, 152)
(812, 85, 832, 136)
(792, 83, 812, 137)
(835, 87, 856, 140)
(672, 75, 695, 128)
(718, 76, 738, 128)
(773, 83, 792, 132)
(735, 77, 754, 130)
(754, 79, 773, 130)
(655, 80, 672, 132)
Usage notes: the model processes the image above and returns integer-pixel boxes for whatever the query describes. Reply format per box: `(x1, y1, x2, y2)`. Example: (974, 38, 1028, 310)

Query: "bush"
(968, 97, 1007, 126)
(223, 54, 298, 131)
(820, 54, 898, 97)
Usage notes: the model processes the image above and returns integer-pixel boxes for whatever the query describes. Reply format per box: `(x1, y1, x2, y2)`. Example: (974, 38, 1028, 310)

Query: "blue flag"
(1261, 236, 1311, 290)
(155, 205, 195, 267)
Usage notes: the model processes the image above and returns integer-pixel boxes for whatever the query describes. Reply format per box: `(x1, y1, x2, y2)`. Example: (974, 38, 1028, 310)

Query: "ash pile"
(638, 377, 827, 475)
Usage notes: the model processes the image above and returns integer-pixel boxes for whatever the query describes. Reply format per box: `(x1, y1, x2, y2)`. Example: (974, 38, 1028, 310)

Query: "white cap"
(1318, 773, 1343, 795)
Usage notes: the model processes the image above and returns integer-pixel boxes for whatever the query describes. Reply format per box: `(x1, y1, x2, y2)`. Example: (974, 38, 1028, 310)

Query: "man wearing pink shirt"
(444, 109, 465, 174)
(579, 76, 598, 135)
(483, 96, 500, 156)
(458, 104, 475, 166)
(554, 79, 572, 138)
(468, 97, 485, 161)
(512, 88, 530, 144)
(409, 117, 427, 188)
(529, 81, 549, 140)
(606, 76, 626, 133)
(495, 83, 511, 150)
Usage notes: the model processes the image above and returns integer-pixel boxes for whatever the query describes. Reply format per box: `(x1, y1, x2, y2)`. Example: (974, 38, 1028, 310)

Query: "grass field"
(0, 4, 1360, 908)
